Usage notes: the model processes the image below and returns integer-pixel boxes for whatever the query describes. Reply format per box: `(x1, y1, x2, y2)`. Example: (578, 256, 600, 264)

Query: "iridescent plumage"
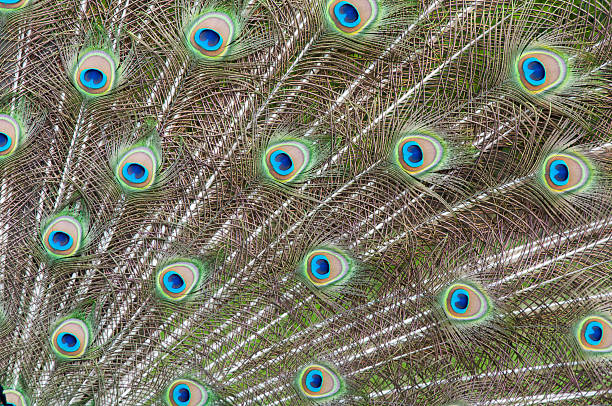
(0, 0, 610, 405)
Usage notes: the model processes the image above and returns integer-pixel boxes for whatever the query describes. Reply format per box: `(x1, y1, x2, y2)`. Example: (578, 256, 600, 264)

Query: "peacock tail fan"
(0, 0, 611, 405)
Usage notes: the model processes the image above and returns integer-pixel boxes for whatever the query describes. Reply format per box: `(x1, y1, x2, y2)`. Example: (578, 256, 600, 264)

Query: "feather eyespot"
(543, 153, 589, 193)
(395, 134, 444, 176)
(187, 12, 234, 58)
(0, 114, 21, 157)
(516, 49, 567, 94)
(442, 283, 489, 322)
(156, 262, 200, 301)
(3, 389, 27, 406)
(42, 216, 83, 258)
(166, 379, 209, 406)
(264, 141, 310, 183)
(304, 249, 350, 287)
(576, 316, 612, 354)
(297, 364, 342, 400)
(0, 0, 29, 11)
(115, 146, 158, 191)
(50, 318, 89, 359)
(327, 0, 377, 34)
(73, 50, 116, 96)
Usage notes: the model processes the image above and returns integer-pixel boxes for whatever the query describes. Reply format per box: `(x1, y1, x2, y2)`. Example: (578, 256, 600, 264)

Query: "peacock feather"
(0, 0, 611, 405)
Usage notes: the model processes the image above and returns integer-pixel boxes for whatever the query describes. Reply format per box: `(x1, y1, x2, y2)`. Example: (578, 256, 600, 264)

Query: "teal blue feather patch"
(300, 246, 353, 288)
(41, 215, 84, 258)
(0, 113, 23, 158)
(155, 259, 204, 302)
(575, 315, 612, 355)
(392, 131, 447, 177)
(185, 11, 235, 59)
(295, 363, 344, 401)
(164, 378, 212, 406)
(514, 48, 568, 94)
(540, 152, 591, 194)
(71, 49, 117, 97)
(50, 317, 90, 359)
(113, 142, 161, 192)
(440, 282, 491, 324)
(325, 0, 378, 35)
(262, 139, 315, 184)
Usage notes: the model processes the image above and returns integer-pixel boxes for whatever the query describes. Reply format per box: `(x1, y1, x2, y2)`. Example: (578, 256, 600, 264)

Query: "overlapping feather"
(0, 0, 610, 405)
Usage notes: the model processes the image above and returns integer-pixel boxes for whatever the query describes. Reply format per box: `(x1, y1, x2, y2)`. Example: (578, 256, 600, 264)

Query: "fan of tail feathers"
(0, 0, 611, 405)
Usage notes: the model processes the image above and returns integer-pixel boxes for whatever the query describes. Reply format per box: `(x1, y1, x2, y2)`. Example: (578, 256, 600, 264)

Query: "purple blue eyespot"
(73, 50, 116, 96)
(326, 0, 377, 34)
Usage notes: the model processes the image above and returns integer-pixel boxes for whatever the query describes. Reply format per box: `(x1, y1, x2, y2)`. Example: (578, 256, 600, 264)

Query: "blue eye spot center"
(275, 152, 292, 171)
(450, 288, 469, 314)
(334, 2, 361, 28)
(311, 255, 331, 280)
(454, 293, 468, 309)
(178, 388, 190, 402)
(122, 162, 150, 185)
(49, 230, 73, 251)
(195, 28, 223, 51)
(269, 150, 295, 176)
(127, 163, 145, 180)
(57, 331, 81, 352)
(172, 384, 191, 405)
(84, 69, 103, 85)
(585, 321, 603, 345)
(406, 145, 423, 163)
(163, 271, 186, 294)
(200, 29, 220, 46)
(549, 160, 569, 186)
(315, 259, 329, 275)
(62, 333, 77, 348)
(555, 164, 569, 182)
(402, 141, 424, 168)
(0, 132, 9, 148)
(553, 164, 568, 182)
(53, 231, 69, 246)
(339, 4, 358, 23)
(305, 370, 323, 392)
(79, 67, 108, 90)
(169, 273, 184, 290)
(522, 57, 546, 86)
(0, 130, 12, 152)
(527, 60, 545, 81)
